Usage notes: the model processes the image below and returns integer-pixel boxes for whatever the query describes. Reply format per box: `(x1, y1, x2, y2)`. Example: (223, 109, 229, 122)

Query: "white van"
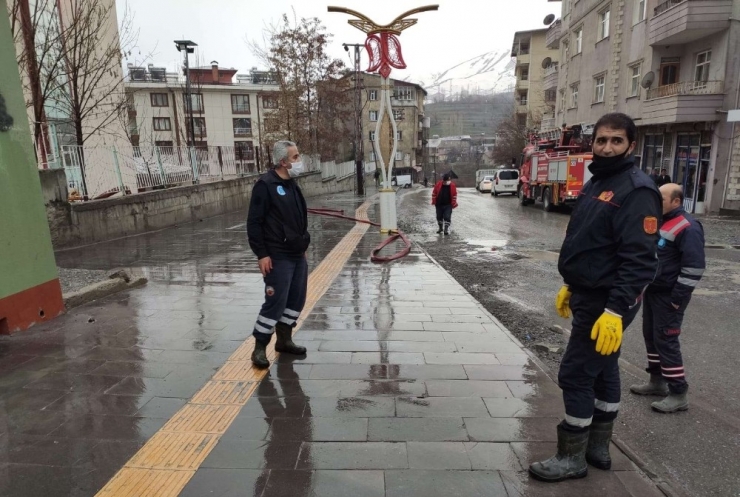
(491, 169, 519, 196)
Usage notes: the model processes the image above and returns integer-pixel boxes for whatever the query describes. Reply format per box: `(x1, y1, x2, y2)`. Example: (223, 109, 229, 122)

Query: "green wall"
(0, 11, 59, 299)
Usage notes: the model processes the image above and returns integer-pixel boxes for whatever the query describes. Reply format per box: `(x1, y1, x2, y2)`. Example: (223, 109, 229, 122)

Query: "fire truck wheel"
(543, 188, 555, 212)
(519, 188, 528, 206)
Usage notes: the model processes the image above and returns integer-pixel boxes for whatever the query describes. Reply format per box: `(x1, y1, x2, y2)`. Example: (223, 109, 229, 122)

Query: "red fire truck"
(518, 125, 593, 211)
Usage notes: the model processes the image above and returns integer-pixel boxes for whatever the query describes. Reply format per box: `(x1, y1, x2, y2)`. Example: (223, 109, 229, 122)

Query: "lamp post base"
(379, 188, 398, 233)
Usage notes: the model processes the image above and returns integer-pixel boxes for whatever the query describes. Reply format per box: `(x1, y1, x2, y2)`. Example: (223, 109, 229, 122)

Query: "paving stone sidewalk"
(0, 193, 664, 496)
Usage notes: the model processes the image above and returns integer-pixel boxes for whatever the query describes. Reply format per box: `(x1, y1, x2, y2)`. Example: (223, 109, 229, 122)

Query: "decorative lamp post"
(328, 5, 438, 233)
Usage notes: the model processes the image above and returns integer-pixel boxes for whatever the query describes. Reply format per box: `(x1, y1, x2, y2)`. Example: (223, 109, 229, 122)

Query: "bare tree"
(492, 107, 542, 167)
(8, 0, 140, 150)
(248, 12, 351, 159)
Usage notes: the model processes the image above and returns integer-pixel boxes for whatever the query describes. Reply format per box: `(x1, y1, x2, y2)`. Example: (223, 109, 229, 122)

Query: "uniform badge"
(277, 185, 286, 196)
(658, 238, 666, 248)
(644, 216, 658, 234)
(597, 191, 614, 202)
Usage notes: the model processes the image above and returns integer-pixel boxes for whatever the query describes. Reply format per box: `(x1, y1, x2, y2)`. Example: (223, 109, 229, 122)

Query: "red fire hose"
(307, 208, 412, 263)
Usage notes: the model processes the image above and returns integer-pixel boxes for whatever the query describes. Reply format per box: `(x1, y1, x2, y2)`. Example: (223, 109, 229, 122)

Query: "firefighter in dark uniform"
(247, 140, 310, 368)
(529, 113, 662, 483)
(630, 183, 705, 413)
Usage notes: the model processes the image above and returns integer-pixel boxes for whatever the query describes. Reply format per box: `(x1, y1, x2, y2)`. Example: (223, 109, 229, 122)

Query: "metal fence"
(321, 160, 357, 180)
(59, 145, 261, 199)
(646, 80, 723, 100)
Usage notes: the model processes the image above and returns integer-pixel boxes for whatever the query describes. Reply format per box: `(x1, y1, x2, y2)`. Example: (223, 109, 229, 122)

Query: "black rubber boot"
(630, 374, 669, 396)
(586, 421, 613, 470)
(443, 222, 450, 235)
(436, 222, 443, 234)
(652, 391, 689, 413)
(275, 323, 306, 355)
(529, 422, 589, 483)
(251, 340, 270, 369)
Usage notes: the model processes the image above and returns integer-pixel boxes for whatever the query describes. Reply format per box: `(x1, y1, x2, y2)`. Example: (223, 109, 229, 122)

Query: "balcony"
(515, 51, 531, 66)
(642, 80, 724, 125)
(649, 0, 731, 46)
(546, 20, 561, 49)
(516, 102, 528, 114)
(516, 79, 530, 90)
(233, 127, 253, 137)
(544, 65, 558, 90)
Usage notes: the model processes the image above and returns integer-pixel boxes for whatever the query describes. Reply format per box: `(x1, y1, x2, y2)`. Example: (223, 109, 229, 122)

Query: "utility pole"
(344, 43, 364, 195)
(175, 40, 197, 147)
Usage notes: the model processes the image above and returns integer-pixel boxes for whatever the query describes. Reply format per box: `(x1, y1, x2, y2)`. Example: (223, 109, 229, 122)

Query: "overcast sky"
(117, 0, 560, 91)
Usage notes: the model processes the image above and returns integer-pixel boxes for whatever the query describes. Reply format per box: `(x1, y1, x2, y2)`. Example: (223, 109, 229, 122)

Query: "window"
(642, 134, 664, 173)
(520, 68, 529, 81)
(498, 170, 519, 180)
(150, 93, 169, 107)
(262, 96, 279, 109)
(395, 151, 403, 161)
(559, 89, 566, 111)
(369, 131, 376, 141)
(233, 118, 252, 136)
(393, 87, 414, 100)
(695, 50, 711, 84)
(153, 117, 171, 131)
(369, 151, 376, 161)
(396, 130, 403, 141)
(231, 95, 250, 113)
(635, 0, 646, 23)
(184, 93, 203, 113)
(575, 28, 582, 54)
(369, 90, 377, 101)
(393, 109, 404, 121)
(155, 140, 173, 154)
(193, 117, 206, 137)
(598, 9, 610, 40)
(630, 64, 641, 97)
(594, 76, 605, 103)
(570, 84, 579, 108)
(519, 91, 528, 105)
(234, 141, 254, 161)
(369, 110, 378, 121)
(563, 41, 569, 61)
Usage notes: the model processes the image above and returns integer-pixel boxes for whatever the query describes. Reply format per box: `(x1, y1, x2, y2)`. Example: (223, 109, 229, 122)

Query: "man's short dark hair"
(661, 168, 667, 173)
(443, 174, 450, 181)
(671, 187, 684, 203)
(593, 113, 637, 144)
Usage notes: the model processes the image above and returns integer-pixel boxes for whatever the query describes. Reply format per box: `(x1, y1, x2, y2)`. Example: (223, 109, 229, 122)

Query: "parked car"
(478, 175, 494, 193)
(491, 169, 519, 196)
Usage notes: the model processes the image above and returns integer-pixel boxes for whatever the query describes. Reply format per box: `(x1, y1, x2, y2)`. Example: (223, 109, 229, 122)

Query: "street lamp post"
(174, 40, 197, 147)
(329, 5, 438, 233)
(344, 42, 364, 195)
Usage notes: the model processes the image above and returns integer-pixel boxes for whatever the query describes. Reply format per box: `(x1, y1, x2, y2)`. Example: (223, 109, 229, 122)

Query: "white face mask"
(288, 161, 304, 178)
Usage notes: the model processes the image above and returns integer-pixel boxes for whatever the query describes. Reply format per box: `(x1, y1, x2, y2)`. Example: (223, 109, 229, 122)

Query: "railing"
(233, 127, 253, 137)
(646, 80, 723, 100)
(654, 0, 685, 16)
(321, 160, 356, 180)
(231, 104, 250, 113)
(58, 145, 261, 199)
(544, 63, 559, 77)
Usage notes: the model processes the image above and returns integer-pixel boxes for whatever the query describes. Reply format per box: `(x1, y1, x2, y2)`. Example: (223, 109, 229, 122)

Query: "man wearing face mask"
(529, 113, 661, 483)
(247, 140, 310, 368)
(431, 173, 458, 235)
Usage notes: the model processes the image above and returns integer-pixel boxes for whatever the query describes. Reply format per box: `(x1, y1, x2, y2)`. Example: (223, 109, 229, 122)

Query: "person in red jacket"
(431, 174, 458, 235)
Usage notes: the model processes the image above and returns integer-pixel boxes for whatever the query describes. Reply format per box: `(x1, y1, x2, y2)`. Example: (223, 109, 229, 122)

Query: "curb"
(63, 268, 148, 310)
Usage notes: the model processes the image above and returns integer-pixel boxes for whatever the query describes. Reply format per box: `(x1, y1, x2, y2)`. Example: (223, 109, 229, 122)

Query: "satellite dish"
(641, 71, 655, 89)
(544, 13, 556, 25)
(541, 57, 552, 69)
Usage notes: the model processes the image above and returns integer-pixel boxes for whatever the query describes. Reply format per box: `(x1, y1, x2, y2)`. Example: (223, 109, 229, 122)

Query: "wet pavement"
(1, 189, 662, 496)
(399, 186, 740, 497)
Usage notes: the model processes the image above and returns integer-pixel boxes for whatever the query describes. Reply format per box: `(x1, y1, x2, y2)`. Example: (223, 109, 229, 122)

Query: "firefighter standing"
(529, 113, 662, 483)
(630, 183, 705, 413)
(247, 140, 310, 368)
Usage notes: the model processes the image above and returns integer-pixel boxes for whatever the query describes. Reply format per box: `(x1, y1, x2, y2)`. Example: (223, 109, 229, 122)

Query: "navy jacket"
(649, 207, 705, 304)
(558, 156, 662, 316)
(247, 169, 310, 260)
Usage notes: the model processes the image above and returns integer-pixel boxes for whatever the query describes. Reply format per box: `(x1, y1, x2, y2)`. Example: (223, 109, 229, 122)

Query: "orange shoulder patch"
(598, 191, 614, 202)
(644, 216, 658, 235)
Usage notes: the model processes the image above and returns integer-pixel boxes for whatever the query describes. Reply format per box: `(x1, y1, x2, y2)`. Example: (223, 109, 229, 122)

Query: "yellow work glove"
(590, 309, 623, 356)
(555, 285, 572, 318)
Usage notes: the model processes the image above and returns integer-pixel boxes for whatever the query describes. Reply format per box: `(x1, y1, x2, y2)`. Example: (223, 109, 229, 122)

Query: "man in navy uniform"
(630, 183, 705, 413)
(247, 140, 310, 368)
(529, 113, 662, 483)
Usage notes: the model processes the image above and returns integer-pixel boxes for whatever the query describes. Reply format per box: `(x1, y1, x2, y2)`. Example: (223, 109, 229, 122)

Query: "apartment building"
(125, 64, 279, 170)
(356, 73, 427, 172)
(549, 0, 740, 215)
(511, 28, 560, 129)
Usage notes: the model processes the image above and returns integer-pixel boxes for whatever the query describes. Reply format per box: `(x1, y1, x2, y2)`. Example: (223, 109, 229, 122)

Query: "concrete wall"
(42, 169, 364, 248)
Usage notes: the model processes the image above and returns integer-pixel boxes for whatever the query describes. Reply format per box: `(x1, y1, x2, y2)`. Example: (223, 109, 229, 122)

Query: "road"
(398, 186, 740, 497)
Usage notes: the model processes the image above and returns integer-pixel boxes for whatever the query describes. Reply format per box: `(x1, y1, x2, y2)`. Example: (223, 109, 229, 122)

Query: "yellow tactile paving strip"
(96, 199, 373, 497)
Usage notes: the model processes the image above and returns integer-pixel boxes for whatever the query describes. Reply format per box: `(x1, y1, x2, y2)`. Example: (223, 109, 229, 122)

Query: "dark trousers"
(642, 290, 688, 394)
(252, 257, 308, 345)
(558, 292, 639, 427)
(435, 204, 452, 228)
